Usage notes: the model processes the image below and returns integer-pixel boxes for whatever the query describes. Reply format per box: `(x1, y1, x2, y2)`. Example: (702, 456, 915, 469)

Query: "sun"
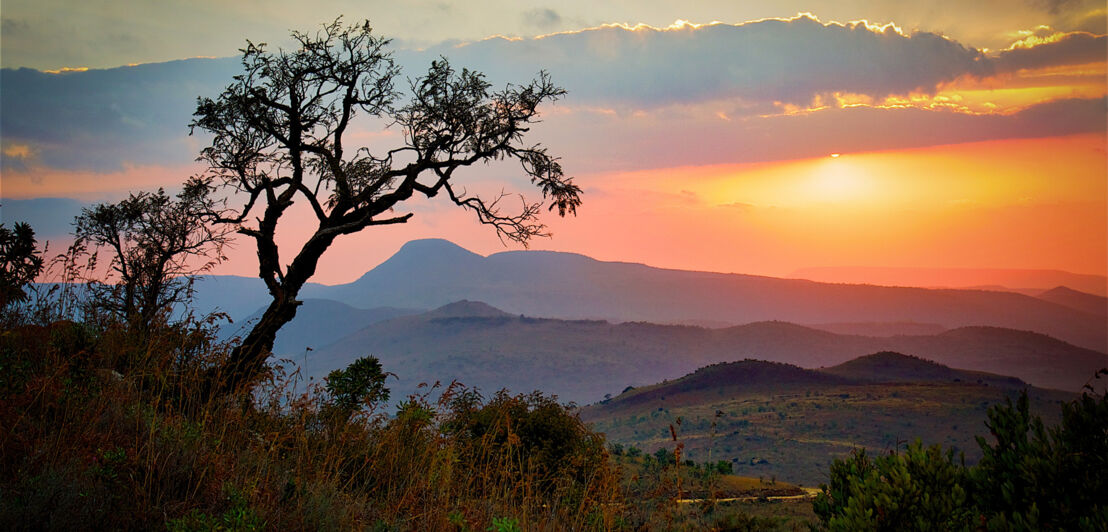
(805, 156, 869, 203)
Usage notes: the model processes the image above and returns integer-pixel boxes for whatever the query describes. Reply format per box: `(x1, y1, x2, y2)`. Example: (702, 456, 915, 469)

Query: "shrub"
(814, 374, 1108, 531)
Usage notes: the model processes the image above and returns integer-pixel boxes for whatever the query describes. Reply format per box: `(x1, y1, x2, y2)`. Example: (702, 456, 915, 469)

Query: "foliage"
(72, 185, 228, 332)
(189, 18, 582, 391)
(970, 373, 1108, 531)
(0, 222, 44, 312)
(325, 355, 391, 414)
(813, 375, 1108, 531)
(813, 444, 973, 531)
(0, 314, 624, 530)
(442, 389, 610, 496)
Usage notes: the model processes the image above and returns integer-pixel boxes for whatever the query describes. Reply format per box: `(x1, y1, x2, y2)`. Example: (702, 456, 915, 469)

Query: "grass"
(0, 313, 809, 530)
(0, 317, 628, 530)
(584, 382, 1072, 486)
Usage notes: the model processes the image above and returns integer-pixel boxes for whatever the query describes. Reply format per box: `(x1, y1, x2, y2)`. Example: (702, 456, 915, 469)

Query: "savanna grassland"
(582, 359, 1073, 486)
(0, 314, 818, 531)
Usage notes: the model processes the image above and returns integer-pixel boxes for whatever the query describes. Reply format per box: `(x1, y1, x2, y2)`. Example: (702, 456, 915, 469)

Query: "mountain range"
(292, 300, 1104, 405)
(187, 239, 1106, 403)
(197, 238, 1106, 353)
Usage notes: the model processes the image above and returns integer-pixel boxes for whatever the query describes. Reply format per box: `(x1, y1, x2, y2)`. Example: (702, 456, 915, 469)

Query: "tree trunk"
(216, 293, 302, 393)
(212, 230, 336, 394)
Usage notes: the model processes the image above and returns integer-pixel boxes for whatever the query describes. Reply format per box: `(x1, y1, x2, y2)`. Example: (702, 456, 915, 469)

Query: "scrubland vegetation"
(0, 228, 805, 530)
(4, 283, 1104, 529)
(0, 287, 618, 530)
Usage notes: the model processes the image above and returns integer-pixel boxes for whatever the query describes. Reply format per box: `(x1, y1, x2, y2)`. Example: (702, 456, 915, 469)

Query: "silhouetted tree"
(191, 19, 581, 391)
(73, 183, 229, 332)
(0, 221, 45, 312)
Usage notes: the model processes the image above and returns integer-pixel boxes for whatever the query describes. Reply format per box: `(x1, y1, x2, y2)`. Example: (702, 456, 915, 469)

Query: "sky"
(1, 1, 1105, 286)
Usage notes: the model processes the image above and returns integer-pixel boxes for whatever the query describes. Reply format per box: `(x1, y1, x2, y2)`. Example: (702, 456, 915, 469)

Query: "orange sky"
(190, 133, 1105, 285)
(2, 13, 1105, 287)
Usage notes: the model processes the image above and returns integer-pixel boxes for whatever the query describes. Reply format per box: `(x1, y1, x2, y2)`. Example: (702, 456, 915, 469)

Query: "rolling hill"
(580, 354, 1074, 485)
(1035, 286, 1107, 318)
(189, 239, 1106, 354)
(301, 301, 1106, 405)
(818, 351, 1026, 388)
(286, 239, 1106, 353)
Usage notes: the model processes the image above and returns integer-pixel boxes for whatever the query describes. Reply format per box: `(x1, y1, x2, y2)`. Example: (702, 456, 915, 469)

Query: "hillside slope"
(304, 301, 1106, 404)
(293, 239, 1105, 352)
(581, 354, 1073, 485)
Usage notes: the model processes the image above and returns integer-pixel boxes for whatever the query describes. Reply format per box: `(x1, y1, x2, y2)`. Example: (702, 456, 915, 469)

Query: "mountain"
(804, 322, 948, 337)
(303, 300, 1106, 405)
(294, 239, 1106, 353)
(818, 351, 1026, 388)
(1036, 286, 1107, 318)
(228, 299, 422, 359)
(580, 354, 1074, 485)
(790, 266, 1107, 296)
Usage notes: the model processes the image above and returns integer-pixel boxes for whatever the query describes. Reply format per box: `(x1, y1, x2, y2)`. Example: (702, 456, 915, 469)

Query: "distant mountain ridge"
(270, 238, 1108, 353)
(1035, 286, 1107, 318)
(791, 266, 1107, 296)
(300, 300, 1106, 404)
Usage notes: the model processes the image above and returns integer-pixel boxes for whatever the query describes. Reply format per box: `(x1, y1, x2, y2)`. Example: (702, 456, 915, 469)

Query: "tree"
(971, 379, 1108, 530)
(0, 221, 45, 312)
(813, 375, 1108, 531)
(325, 355, 391, 414)
(73, 183, 229, 332)
(813, 443, 974, 531)
(190, 19, 581, 391)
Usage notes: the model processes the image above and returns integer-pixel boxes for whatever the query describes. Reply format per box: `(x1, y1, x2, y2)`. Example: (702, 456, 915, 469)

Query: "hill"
(227, 299, 421, 359)
(580, 353, 1074, 485)
(1035, 286, 1107, 318)
(289, 239, 1105, 353)
(302, 301, 1106, 405)
(605, 360, 858, 411)
(804, 322, 947, 337)
(817, 351, 1026, 388)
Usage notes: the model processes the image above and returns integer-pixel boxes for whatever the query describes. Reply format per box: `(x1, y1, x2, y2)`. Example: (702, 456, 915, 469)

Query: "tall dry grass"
(0, 306, 629, 530)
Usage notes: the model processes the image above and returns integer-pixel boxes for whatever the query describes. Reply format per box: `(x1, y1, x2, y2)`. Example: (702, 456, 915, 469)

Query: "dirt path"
(676, 487, 821, 504)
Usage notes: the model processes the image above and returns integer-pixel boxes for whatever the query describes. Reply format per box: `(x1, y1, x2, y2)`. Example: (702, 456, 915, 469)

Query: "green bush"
(325, 355, 391, 414)
(813, 443, 973, 531)
(971, 378, 1108, 531)
(814, 374, 1108, 531)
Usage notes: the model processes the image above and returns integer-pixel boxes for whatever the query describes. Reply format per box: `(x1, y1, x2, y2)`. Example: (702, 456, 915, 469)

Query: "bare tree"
(190, 19, 581, 391)
(73, 182, 229, 332)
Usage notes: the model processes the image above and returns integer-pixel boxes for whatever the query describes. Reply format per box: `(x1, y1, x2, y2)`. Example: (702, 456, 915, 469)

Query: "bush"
(813, 443, 973, 531)
(324, 355, 391, 414)
(0, 222, 44, 316)
(971, 377, 1108, 530)
(814, 374, 1108, 531)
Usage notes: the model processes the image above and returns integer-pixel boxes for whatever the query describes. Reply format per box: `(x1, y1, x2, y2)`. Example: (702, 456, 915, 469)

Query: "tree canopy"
(190, 19, 581, 391)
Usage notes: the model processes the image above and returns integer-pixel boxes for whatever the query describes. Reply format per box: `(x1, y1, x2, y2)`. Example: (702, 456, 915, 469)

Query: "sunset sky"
(2, 1, 1105, 285)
